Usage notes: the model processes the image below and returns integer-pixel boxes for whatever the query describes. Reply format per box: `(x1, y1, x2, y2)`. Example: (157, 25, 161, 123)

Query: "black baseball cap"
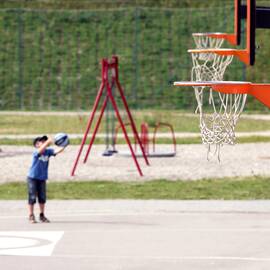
(33, 135, 48, 146)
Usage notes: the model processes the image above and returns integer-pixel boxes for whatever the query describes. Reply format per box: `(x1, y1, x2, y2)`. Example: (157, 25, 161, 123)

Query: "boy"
(27, 135, 66, 223)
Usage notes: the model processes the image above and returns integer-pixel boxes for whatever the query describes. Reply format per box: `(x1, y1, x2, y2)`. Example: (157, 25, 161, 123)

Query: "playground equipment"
(113, 122, 177, 158)
(71, 56, 150, 177)
(174, 0, 270, 160)
(102, 82, 117, 157)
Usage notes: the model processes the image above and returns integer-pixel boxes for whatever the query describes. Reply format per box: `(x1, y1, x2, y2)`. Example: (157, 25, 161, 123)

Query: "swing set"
(71, 56, 150, 177)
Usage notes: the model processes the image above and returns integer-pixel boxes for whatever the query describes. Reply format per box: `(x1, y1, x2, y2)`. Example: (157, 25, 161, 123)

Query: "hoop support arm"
(174, 81, 270, 109)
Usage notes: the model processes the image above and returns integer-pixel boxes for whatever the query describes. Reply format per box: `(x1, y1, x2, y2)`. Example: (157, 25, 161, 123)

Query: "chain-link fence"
(0, 5, 261, 111)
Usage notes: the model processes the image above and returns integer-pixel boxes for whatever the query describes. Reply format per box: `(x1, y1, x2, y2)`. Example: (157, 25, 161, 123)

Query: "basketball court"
(1, 200, 270, 270)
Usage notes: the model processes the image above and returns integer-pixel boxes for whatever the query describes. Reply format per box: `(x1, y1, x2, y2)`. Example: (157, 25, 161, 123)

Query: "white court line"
(52, 254, 270, 262)
(0, 231, 64, 256)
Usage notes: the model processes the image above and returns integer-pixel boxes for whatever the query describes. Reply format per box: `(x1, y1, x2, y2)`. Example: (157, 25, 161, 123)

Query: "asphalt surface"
(1, 200, 270, 270)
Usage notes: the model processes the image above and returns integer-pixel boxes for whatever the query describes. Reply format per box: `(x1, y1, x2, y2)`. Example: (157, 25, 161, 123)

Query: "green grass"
(2, 5, 267, 112)
(1, 176, 270, 200)
(0, 0, 236, 10)
(1, 112, 270, 135)
(237, 136, 270, 144)
(1, 111, 270, 145)
(0, 112, 200, 134)
(1, 4, 270, 112)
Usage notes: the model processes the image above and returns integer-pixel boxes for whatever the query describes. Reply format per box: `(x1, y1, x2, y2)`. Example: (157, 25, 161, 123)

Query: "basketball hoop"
(173, 1, 259, 160)
(192, 32, 240, 51)
(187, 49, 237, 161)
(174, 81, 248, 161)
(189, 48, 250, 67)
(198, 87, 246, 161)
(192, 33, 225, 50)
(188, 46, 252, 135)
(192, 0, 241, 49)
(189, 0, 254, 66)
(189, 49, 234, 81)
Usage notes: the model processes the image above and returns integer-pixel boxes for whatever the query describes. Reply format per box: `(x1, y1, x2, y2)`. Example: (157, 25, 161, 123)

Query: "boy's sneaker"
(39, 213, 50, 223)
(29, 214, 37, 224)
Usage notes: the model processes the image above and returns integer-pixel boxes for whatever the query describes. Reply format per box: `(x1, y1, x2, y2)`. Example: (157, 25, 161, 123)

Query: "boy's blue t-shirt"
(28, 148, 55, 181)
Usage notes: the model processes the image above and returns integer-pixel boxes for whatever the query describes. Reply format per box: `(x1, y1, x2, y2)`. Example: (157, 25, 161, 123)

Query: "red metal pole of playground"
(153, 122, 177, 154)
(83, 95, 109, 163)
(141, 123, 149, 155)
(105, 71, 143, 176)
(112, 56, 150, 166)
(83, 61, 115, 163)
(70, 60, 106, 176)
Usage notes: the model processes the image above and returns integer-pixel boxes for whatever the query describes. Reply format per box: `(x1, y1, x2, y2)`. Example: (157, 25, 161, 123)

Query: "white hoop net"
(190, 52, 247, 160)
(193, 34, 224, 50)
(193, 85, 247, 161)
(190, 52, 233, 81)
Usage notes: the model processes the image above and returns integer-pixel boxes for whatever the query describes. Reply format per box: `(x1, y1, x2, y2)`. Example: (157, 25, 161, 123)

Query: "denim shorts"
(27, 177, 47, 204)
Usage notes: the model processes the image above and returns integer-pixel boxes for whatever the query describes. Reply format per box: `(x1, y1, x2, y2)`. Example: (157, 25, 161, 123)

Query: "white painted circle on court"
(0, 236, 39, 249)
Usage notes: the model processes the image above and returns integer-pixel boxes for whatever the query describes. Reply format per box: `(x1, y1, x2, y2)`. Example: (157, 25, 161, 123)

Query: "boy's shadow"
(51, 220, 155, 226)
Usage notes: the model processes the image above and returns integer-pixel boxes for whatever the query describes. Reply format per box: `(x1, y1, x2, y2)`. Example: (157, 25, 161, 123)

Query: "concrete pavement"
(1, 200, 270, 269)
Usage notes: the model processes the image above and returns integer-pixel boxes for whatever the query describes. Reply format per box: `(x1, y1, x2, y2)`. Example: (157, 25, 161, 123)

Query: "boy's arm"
(37, 137, 53, 155)
(54, 146, 67, 156)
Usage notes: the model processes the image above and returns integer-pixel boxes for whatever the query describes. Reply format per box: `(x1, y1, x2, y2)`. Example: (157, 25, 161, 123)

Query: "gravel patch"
(1, 143, 270, 183)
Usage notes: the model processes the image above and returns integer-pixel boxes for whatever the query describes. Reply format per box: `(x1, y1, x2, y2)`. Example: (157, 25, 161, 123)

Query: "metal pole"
(113, 56, 150, 166)
(132, 7, 140, 107)
(110, 81, 116, 152)
(84, 94, 109, 163)
(104, 88, 110, 152)
(106, 78, 143, 176)
(71, 60, 106, 176)
(17, 9, 24, 109)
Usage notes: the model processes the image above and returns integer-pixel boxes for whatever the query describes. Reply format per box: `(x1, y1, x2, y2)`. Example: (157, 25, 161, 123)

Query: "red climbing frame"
(140, 123, 149, 155)
(152, 122, 177, 154)
(71, 56, 150, 177)
(113, 121, 177, 157)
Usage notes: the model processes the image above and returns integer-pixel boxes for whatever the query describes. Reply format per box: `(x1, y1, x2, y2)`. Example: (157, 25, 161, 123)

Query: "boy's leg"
(39, 203, 45, 214)
(37, 181, 50, 223)
(29, 204, 34, 216)
(27, 178, 37, 223)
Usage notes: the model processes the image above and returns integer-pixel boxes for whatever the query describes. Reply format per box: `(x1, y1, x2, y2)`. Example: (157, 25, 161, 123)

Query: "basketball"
(54, 133, 69, 147)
